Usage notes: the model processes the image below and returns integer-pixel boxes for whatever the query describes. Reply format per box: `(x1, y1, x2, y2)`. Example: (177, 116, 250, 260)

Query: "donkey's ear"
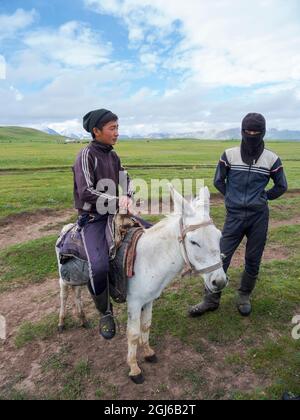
(168, 183, 194, 216)
(198, 186, 210, 217)
(199, 186, 210, 201)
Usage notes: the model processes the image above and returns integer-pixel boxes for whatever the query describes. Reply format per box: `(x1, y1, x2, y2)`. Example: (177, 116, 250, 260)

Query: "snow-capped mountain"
(42, 127, 61, 136)
(59, 128, 90, 140)
(40, 126, 300, 141)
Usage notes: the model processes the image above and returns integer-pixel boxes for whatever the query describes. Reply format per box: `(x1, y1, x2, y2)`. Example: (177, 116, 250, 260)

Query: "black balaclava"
(241, 113, 266, 165)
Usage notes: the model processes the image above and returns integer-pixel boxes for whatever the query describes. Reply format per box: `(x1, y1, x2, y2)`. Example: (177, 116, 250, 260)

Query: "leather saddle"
(57, 213, 147, 304)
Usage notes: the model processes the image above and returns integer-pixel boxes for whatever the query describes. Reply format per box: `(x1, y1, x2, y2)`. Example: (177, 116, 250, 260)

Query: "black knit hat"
(83, 109, 117, 133)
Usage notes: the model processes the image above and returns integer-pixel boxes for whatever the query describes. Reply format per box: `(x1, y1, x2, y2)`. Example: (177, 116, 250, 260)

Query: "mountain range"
(42, 127, 300, 141)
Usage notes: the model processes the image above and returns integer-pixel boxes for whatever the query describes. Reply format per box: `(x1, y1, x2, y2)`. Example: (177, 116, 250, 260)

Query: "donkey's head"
(169, 185, 228, 293)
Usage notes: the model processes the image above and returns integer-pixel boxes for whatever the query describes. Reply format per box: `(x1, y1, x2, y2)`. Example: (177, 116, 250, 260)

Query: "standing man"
(73, 109, 134, 339)
(190, 113, 288, 318)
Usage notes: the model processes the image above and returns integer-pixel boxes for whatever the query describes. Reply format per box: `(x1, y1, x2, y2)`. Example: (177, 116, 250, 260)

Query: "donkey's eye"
(190, 240, 201, 248)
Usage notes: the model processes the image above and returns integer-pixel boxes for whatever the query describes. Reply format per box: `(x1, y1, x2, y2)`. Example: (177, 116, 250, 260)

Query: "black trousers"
(220, 209, 269, 278)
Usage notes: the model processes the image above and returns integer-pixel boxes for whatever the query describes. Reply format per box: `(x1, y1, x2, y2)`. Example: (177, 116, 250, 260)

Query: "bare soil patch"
(0, 278, 268, 400)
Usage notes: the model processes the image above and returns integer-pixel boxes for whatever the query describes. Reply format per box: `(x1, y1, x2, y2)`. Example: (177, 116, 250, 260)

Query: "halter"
(178, 217, 224, 278)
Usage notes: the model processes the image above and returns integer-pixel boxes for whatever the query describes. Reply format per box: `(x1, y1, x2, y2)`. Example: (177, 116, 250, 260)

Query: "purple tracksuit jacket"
(72, 140, 134, 295)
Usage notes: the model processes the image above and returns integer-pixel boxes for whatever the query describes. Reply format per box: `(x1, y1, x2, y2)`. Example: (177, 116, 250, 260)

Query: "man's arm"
(214, 152, 230, 196)
(74, 148, 117, 205)
(267, 158, 288, 200)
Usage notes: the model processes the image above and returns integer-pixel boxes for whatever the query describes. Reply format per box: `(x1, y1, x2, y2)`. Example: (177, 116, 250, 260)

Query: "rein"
(178, 217, 224, 278)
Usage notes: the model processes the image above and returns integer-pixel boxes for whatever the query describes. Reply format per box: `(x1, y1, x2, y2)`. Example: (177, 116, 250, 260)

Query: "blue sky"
(0, 0, 299, 136)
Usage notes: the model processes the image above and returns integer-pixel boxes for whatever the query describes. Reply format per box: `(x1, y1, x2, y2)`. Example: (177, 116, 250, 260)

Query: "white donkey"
(56, 186, 228, 384)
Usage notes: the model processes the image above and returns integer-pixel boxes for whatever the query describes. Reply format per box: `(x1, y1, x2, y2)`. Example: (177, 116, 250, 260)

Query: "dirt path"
(0, 209, 76, 251)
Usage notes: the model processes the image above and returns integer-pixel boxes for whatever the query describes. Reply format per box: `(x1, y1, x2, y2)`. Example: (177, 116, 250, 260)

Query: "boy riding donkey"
(72, 109, 135, 340)
(190, 113, 288, 318)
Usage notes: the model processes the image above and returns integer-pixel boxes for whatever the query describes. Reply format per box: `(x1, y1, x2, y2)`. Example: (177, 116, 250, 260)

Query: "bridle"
(178, 217, 224, 278)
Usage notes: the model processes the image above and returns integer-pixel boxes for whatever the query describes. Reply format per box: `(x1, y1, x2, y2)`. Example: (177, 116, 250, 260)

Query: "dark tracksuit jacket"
(214, 146, 288, 278)
(72, 140, 134, 295)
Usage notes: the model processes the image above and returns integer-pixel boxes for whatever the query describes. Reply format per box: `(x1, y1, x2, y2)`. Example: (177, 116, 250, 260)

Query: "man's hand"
(119, 196, 133, 213)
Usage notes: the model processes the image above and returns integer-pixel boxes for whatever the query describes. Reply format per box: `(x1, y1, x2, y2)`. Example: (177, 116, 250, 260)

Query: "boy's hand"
(119, 196, 133, 213)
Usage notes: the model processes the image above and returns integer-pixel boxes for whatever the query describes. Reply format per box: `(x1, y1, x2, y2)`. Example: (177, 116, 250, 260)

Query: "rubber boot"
(237, 271, 257, 317)
(91, 289, 116, 340)
(189, 289, 222, 318)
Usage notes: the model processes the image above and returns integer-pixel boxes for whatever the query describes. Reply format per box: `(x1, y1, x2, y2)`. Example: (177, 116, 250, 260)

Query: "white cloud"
(1, 1, 300, 134)
(0, 8, 37, 40)
(24, 21, 112, 68)
(0, 55, 6, 79)
(85, 0, 300, 87)
(7, 50, 63, 84)
(9, 85, 23, 102)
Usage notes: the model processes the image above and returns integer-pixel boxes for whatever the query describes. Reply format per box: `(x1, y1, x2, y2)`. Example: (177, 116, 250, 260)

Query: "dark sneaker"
(99, 312, 116, 340)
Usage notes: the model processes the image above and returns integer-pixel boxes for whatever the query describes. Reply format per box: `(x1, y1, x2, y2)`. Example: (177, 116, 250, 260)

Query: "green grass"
(0, 235, 58, 292)
(1, 133, 300, 169)
(15, 312, 89, 349)
(0, 170, 74, 219)
(0, 164, 298, 223)
(269, 194, 300, 221)
(15, 313, 60, 349)
(0, 126, 66, 145)
(0, 136, 299, 221)
(59, 359, 92, 400)
(42, 345, 72, 373)
(268, 224, 300, 253)
(229, 336, 300, 400)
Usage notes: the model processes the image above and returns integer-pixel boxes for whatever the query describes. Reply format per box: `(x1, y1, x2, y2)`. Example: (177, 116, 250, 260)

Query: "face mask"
(241, 131, 265, 165)
(242, 132, 264, 154)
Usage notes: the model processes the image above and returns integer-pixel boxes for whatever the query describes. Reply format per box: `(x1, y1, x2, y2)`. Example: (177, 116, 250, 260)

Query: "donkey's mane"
(144, 213, 180, 234)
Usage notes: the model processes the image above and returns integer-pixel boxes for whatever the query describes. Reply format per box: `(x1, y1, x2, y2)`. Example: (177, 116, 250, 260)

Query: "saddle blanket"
(57, 214, 149, 303)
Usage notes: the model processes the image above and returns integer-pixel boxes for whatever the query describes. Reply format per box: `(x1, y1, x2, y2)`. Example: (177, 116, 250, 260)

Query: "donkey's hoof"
(130, 373, 145, 385)
(145, 354, 158, 364)
(58, 326, 65, 334)
(82, 321, 92, 329)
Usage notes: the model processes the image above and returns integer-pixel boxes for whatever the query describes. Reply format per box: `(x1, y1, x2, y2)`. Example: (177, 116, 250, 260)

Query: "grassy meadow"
(0, 127, 299, 400)
(1, 126, 300, 220)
